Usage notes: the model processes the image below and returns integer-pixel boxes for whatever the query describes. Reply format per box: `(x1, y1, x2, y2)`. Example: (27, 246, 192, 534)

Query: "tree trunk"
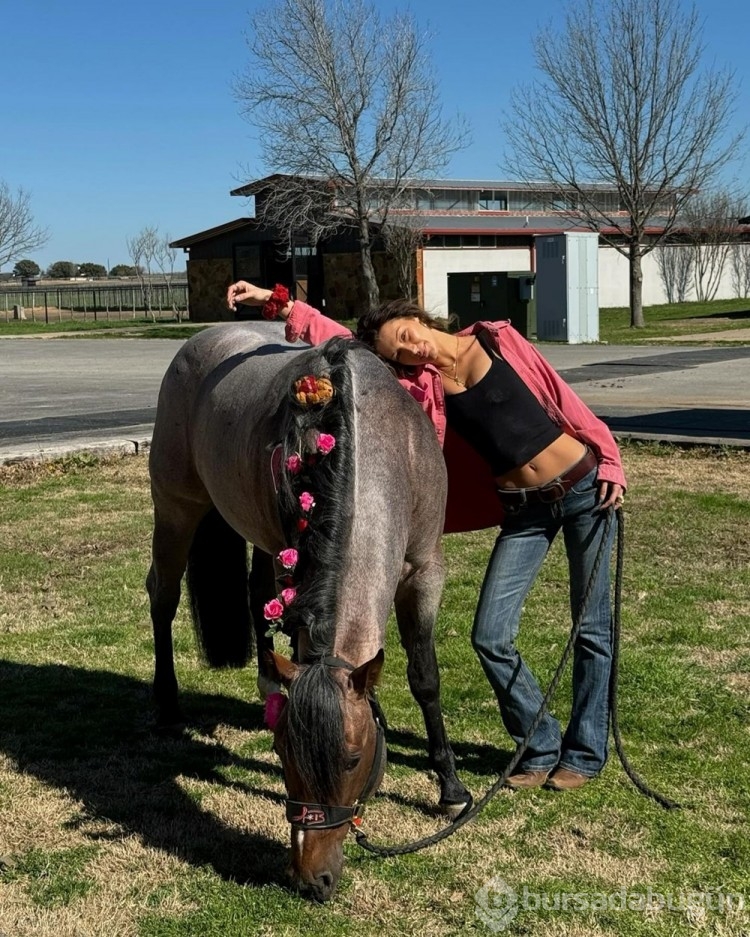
(629, 241, 645, 328)
(358, 218, 380, 313)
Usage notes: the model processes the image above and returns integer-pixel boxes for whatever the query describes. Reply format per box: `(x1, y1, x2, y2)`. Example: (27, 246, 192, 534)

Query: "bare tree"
(730, 242, 750, 299)
(680, 190, 744, 301)
(654, 243, 694, 304)
(127, 226, 159, 320)
(503, 0, 742, 327)
(154, 234, 185, 320)
(234, 0, 468, 312)
(0, 181, 49, 271)
(381, 211, 424, 302)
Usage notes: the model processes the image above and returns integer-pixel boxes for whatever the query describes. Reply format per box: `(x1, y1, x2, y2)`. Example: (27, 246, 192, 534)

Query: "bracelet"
(262, 283, 290, 320)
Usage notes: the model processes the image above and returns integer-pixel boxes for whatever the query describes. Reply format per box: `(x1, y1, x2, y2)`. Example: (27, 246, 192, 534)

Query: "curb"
(0, 437, 151, 467)
(1, 431, 747, 469)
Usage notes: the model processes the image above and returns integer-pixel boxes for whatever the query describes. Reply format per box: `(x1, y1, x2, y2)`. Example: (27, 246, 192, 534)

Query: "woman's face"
(374, 317, 438, 366)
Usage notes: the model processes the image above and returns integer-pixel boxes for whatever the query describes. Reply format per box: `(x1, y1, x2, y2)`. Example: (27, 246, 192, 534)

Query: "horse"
(146, 326, 471, 902)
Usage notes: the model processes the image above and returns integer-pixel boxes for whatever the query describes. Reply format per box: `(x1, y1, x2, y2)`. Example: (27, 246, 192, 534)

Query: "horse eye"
(345, 754, 361, 772)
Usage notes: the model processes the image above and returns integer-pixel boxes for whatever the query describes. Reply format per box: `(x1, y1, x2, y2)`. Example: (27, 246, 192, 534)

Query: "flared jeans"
(471, 466, 615, 776)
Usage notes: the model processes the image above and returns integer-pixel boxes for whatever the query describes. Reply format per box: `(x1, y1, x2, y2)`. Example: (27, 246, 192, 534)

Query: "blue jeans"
(471, 466, 615, 776)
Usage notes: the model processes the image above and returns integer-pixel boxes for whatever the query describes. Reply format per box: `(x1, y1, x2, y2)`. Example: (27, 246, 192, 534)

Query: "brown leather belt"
(495, 448, 597, 509)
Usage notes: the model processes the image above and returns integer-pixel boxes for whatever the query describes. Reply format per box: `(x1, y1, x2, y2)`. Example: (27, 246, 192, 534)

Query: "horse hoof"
(153, 711, 186, 735)
(439, 797, 473, 820)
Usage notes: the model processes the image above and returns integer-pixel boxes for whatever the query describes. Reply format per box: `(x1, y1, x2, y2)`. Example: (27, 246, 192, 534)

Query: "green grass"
(0, 317, 209, 340)
(0, 447, 749, 935)
(597, 298, 750, 344)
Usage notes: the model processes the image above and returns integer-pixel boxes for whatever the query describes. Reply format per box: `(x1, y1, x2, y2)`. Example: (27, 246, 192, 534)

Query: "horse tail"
(186, 507, 252, 668)
(276, 336, 356, 658)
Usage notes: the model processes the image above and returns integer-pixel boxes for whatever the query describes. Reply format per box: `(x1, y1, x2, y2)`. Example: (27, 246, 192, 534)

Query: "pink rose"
(285, 454, 303, 474)
(299, 491, 315, 512)
(263, 598, 285, 621)
(280, 587, 297, 605)
(264, 692, 287, 730)
(316, 433, 336, 455)
(277, 548, 298, 570)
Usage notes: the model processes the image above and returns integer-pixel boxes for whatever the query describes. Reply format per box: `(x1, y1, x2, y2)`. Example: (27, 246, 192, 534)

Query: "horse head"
(267, 649, 386, 902)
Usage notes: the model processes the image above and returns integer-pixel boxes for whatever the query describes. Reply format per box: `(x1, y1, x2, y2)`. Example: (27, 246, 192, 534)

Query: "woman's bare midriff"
(495, 433, 587, 489)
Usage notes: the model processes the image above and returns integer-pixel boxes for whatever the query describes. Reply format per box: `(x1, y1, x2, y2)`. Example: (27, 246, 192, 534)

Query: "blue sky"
(2, 0, 748, 272)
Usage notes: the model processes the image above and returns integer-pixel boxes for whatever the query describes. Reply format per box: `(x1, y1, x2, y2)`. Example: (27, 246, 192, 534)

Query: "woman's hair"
(355, 299, 447, 351)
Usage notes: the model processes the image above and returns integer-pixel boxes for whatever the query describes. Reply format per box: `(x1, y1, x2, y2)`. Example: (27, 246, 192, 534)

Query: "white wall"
(421, 247, 531, 316)
(423, 242, 744, 316)
(583, 244, 741, 308)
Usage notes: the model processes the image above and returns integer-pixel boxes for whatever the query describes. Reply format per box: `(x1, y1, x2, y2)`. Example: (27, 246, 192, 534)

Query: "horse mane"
(285, 660, 348, 802)
(276, 336, 356, 660)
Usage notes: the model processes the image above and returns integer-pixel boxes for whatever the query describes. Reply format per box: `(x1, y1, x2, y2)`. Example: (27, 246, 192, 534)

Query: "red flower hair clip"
(293, 374, 334, 407)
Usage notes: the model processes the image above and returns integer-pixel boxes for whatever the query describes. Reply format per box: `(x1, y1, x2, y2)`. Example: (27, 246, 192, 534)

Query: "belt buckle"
(538, 480, 566, 503)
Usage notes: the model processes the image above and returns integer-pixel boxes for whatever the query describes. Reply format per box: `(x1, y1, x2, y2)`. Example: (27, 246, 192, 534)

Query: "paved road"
(1, 325, 748, 462)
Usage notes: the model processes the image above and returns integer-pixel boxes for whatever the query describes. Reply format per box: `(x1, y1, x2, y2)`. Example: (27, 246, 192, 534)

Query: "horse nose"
(297, 869, 336, 903)
(309, 870, 335, 903)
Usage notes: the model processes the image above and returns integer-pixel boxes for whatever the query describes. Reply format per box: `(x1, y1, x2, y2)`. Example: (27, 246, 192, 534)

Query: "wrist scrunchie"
(262, 283, 290, 320)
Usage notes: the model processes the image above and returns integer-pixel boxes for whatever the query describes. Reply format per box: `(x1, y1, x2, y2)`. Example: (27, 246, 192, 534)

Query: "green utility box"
(447, 271, 536, 337)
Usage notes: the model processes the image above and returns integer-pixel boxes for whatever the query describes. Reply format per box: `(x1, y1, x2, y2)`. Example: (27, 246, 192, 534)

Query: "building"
(171, 175, 745, 326)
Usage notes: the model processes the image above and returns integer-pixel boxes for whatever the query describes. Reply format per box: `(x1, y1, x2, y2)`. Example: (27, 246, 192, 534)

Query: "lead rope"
(355, 507, 678, 859)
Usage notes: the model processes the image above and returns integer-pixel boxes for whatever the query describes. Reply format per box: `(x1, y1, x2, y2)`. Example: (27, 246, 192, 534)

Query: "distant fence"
(0, 282, 189, 323)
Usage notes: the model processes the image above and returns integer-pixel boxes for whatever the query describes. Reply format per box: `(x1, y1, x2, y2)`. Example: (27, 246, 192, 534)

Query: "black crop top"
(445, 330, 562, 475)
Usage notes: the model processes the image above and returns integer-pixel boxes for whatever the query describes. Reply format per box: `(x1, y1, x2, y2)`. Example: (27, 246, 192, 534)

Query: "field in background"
(0, 444, 748, 936)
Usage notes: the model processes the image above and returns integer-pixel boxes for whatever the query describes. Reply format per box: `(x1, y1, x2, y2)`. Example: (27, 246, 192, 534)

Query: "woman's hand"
(226, 281, 271, 310)
(597, 481, 625, 511)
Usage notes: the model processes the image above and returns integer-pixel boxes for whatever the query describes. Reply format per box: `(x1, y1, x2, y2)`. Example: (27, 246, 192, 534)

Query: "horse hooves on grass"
(439, 797, 473, 820)
(152, 712, 187, 736)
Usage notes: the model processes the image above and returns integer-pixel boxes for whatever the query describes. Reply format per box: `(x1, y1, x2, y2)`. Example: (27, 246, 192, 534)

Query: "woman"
(226, 281, 626, 792)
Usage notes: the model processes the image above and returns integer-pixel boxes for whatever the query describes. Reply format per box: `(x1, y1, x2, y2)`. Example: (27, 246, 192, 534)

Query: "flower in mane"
(316, 433, 336, 455)
(277, 548, 298, 570)
(299, 491, 315, 512)
(293, 374, 334, 407)
(264, 691, 287, 730)
(263, 597, 284, 621)
(285, 453, 303, 474)
(280, 586, 297, 606)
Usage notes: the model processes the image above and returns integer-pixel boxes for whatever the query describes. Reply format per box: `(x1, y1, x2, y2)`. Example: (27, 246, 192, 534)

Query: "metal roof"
(230, 173, 626, 197)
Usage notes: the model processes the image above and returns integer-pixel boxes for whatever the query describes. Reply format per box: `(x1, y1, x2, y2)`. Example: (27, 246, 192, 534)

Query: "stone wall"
(187, 258, 234, 321)
(322, 251, 408, 318)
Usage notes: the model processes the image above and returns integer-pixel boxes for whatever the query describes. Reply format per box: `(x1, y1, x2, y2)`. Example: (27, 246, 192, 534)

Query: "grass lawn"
(597, 299, 750, 344)
(0, 298, 749, 344)
(0, 445, 749, 936)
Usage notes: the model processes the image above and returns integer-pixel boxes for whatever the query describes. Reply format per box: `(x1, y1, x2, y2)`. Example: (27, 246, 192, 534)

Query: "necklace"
(439, 335, 467, 387)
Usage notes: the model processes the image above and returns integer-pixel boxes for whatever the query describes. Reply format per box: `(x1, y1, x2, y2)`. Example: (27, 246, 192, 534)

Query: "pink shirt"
(285, 301, 626, 533)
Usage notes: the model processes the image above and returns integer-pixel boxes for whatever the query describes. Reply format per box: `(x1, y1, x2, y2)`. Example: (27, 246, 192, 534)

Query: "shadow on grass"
(703, 308, 750, 320)
(0, 660, 288, 886)
(664, 307, 750, 321)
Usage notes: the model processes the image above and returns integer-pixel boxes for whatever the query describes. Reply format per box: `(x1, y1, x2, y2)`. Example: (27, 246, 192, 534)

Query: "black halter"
(286, 656, 387, 831)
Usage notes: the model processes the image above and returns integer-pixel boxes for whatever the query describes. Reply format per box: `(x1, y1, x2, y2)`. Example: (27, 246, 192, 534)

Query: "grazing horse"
(146, 327, 470, 901)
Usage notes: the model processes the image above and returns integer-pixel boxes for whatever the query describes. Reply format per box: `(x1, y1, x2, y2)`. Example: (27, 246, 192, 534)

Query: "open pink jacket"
(285, 301, 626, 534)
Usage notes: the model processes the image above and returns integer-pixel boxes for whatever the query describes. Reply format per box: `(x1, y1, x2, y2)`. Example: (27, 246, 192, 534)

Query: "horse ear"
(265, 651, 300, 688)
(348, 648, 385, 697)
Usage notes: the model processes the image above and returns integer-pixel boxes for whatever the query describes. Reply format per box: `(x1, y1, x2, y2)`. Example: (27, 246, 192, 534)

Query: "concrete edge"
(0, 437, 152, 467)
(1, 431, 747, 469)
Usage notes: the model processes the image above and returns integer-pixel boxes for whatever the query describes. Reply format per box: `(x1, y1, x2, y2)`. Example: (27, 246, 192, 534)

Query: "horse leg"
(248, 545, 279, 699)
(394, 556, 472, 816)
(147, 504, 205, 726)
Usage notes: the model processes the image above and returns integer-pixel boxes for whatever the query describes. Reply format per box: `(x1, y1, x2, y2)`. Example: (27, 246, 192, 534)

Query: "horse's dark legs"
(394, 558, 472, 816)
(147, 508, 202, 726)
(248, 546, 278, 698)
